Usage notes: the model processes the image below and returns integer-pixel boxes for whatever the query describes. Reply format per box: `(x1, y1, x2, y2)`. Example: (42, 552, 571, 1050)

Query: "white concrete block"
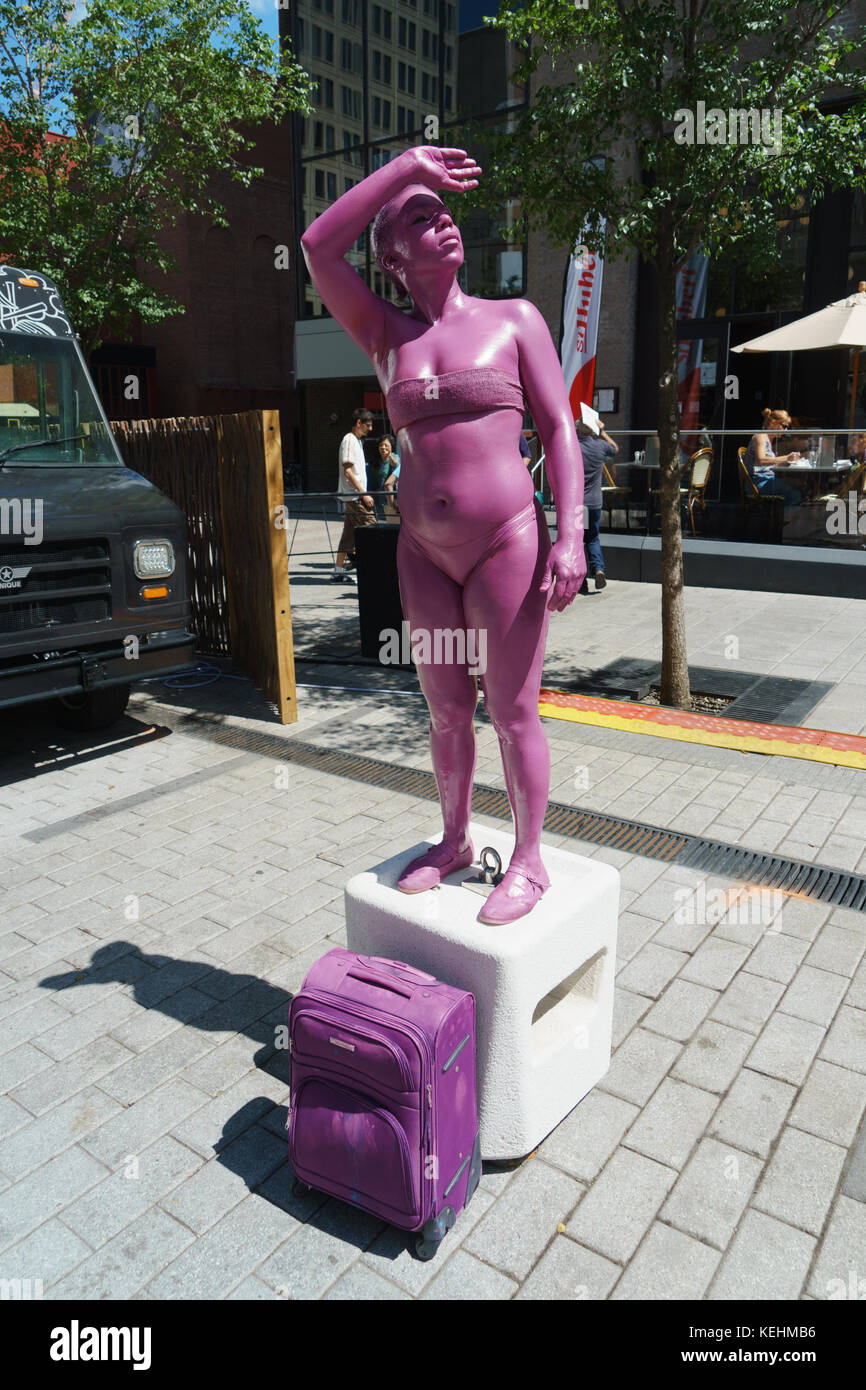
(344, 823, 620, 1160)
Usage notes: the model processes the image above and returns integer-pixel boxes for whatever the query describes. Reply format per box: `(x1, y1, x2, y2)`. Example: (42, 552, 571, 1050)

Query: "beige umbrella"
(731, 281, 866, 426)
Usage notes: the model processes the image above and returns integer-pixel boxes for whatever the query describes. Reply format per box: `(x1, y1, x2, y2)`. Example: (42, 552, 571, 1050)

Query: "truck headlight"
(133, 540, 175, 579)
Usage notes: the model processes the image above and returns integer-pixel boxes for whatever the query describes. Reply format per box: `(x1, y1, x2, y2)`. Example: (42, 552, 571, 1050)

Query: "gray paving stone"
(661, 1137, 764, 1250)
(50, 1207, 196, 1299)
(461, 1159, 584, 1282)
(641, 979, 719, 1043)
(598, 1027, 682, 1107)
(744, 933, 811, 984)
(536, 1089, 640, 1184)
(420, 1249, 518, 1300)
(615, 942, 688, 999)
(709, 1069, 796, 1159)
(515, 1235, 621, 1300)
(97, 1030, 214, 1107)
(81, 1078, 210, 1169)
(0, 1043, 53, 1093)
(779, 966, 849, 1028)
(257, 1199, 384, 1299)
(226, 1275, 282, 1299)
(679, 937, 752, 991)
(747, 1011, 826, 1086)
(160, 1127, 287, 1233)
(752, 1127, 847, 1236)
(60, 1136, 201, 1248)
(614, 912, 661, 965)
(0, 1145, 109, 1251)
(804, 925, 866, 977)
(611, 987, 651, 1048)
(807, 1196, 866, 1299)
(671, 1020, 753, 1094)
(0, 1216, 93, 1289)
(146, 1194, 292, 1300)
(565, 1147, 677, 1264)
(790, 1061, 866, 1147)
(608, 1222, 721, 1300)
(707, 1209, 816, 1301)
(820, 1005, 866, 1075)
(0, 1086, 123, 1182)
(36, 991, 140, 1060)
(623, 1079, 719, 1170)
(709, 970, 785, 1036)
(324, 1262, 412, 1300)
(360, 1187, 496, 1296)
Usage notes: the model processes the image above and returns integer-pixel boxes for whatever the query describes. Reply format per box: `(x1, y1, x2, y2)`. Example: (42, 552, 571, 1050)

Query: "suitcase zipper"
(291, 1007, 414, 1091)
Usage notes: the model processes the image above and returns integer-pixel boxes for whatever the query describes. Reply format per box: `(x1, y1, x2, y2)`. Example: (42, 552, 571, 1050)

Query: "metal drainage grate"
(183, 723, 866, 914)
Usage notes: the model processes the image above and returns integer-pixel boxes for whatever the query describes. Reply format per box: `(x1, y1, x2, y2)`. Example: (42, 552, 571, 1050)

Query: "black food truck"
(0, 265, 194, 729)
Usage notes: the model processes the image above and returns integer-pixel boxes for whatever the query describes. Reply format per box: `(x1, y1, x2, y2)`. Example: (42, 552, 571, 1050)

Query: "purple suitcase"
(287, 948, 481, 1260)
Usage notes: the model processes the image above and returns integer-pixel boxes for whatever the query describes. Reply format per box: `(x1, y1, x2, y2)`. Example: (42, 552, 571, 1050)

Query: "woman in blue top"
(381, 434, 401, 519)
(744, 407, 802, 507)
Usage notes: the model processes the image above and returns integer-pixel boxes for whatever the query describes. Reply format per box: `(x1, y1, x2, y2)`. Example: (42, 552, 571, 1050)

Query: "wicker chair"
(601, 461, 633, 531)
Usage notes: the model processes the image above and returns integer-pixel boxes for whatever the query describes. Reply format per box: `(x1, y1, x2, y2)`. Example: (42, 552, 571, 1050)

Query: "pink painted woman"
(301, 146, 585, 924)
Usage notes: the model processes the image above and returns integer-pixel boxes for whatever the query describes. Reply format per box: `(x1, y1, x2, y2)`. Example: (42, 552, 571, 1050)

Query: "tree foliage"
(0, 0, 313, 351)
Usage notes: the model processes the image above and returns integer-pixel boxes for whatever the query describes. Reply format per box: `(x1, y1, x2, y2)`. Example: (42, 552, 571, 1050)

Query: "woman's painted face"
(382, 191, 463, 288)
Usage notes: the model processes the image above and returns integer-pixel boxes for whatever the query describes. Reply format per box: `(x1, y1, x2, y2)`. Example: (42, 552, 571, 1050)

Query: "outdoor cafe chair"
(685, 449, 713, 535)
(649, 446, 710, 531)
(601, 461, 633, 531)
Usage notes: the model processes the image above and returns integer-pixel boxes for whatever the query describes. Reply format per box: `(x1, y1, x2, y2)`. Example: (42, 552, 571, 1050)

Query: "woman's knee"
(427, 687, 478, 735)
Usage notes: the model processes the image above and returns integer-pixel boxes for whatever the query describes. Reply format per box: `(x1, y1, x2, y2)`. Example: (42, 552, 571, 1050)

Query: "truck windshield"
(0, 334, 122, 465)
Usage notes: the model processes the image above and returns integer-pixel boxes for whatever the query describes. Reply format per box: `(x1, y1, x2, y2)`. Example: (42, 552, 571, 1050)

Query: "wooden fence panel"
(111, 410, 297, 723)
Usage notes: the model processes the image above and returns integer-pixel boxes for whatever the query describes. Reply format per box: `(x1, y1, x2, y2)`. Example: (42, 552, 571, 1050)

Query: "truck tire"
(54, 683, 131, 731)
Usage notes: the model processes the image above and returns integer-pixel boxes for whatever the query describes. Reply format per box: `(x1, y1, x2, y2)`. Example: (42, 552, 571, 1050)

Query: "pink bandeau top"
(384, 365, 525, 433)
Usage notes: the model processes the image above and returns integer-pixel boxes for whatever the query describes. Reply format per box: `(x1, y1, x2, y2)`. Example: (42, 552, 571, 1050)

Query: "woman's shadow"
(39, 941, 392, 1255)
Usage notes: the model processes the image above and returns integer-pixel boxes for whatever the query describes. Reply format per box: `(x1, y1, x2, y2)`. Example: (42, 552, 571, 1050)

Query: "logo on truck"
(0, 565, 31, 590)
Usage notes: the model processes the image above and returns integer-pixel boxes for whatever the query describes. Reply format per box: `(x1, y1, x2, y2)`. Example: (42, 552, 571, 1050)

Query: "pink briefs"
(398, 498, 543, 587)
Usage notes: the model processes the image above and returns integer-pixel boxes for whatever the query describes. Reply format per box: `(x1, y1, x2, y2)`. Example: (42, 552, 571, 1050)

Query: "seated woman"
(743, 407, 803, 507)
(300, 146, 586, 925)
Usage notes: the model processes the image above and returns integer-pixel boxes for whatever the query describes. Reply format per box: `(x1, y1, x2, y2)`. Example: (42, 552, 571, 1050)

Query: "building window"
(372, 5, 392, 39)
(344, 177, 357, 193)
(313, 27, 334, 63)
(421, 72, 438, 103)
(313, 120, 324, 150)
(340, 85, 361, 119)
(340, 38, 360, 71)
(327, 171, 337, 200)
(373, 50, 392, 83)
(444, 45, 452, 72)
(373, 97, 392, 131)
(397, 105, 416, 134)
(325, 124, 335, 150)
(422, 0, 438, 14)
(398, 18, 416, 47)
(341, 0, 360, 22)
(315, 169, 325, 197)
(422, 30, 437, 61)
(446, 3, 454, 27)
(444, 84, 452, 110)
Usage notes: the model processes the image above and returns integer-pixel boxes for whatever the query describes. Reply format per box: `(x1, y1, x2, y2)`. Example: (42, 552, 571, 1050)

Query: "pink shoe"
(478, 865, 550, 925)
(397, 839, 475, 893)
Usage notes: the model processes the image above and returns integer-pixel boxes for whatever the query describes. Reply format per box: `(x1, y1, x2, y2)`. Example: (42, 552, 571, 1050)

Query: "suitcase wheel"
(292, 1179, 312, 1198)
(414, 1207, 456, 1261)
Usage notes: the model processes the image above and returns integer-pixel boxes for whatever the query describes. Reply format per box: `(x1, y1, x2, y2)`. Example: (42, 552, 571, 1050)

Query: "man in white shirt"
(334, 408, 375, 583)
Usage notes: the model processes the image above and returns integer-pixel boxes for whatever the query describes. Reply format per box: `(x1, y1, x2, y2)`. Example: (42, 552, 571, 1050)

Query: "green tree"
(0, 0, 313, 354)
(459, 0, 866, 706)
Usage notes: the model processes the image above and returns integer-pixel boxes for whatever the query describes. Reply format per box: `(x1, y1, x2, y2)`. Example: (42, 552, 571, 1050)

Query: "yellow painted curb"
(537, 701, 866, 771)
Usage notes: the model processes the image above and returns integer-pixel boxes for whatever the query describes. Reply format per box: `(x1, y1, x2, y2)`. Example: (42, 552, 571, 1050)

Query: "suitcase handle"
(369, 957, 436, 982)
(346, 967, 414, 999)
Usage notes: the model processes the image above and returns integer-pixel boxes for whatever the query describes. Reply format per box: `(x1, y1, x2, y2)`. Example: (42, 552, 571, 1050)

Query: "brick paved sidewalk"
(0, 610, 865, 1298)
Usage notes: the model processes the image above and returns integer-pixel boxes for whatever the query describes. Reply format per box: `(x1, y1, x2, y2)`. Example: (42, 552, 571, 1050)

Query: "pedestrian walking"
(575, 414, 618, 591)
(334, 408, 375, 582)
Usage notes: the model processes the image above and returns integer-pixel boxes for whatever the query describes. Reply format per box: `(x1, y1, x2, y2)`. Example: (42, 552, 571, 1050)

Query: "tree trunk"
(656, 222, 691, 709)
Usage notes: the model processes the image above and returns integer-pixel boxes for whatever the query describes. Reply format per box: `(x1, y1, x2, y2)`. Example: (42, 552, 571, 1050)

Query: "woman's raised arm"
(299, 146, 480, 361)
